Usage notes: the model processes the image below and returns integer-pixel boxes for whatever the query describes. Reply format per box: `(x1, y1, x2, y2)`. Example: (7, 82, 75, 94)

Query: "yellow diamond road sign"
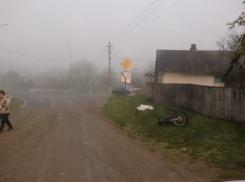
(120, 57, 134, 71)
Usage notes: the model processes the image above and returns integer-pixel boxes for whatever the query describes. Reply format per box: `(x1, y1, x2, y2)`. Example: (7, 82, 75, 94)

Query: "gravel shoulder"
(0, 102, 208, 182)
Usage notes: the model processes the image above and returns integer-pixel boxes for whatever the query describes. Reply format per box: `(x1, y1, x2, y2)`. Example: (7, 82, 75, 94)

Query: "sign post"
(120, 58, 134, 107)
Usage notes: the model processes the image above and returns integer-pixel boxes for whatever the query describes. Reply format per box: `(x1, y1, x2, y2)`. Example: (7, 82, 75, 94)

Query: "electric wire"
(0, 45, 69, 60)
(114, 0, 181, 47)
(136, 0, 168, 27)
(112, 0, 158, 42)
(111, 52, 152, 70)
(113, 0, 168, 44)
(112, 49, 155, 62)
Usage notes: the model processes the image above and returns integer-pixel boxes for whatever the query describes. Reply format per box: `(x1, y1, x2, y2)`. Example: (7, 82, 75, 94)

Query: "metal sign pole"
(121, 71, 127, 107)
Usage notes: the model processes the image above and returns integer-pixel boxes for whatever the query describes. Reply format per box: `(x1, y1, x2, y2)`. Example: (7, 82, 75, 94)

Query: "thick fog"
(0, 0, 243, 91)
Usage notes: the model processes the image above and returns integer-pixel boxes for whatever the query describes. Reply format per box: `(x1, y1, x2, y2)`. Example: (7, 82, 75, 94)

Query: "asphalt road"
(7, 90, 101, 109)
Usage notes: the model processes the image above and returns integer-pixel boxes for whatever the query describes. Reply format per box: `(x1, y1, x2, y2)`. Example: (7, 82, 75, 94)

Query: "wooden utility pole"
(68, 44, 73, 93)
(89, 67, 92, 93)
(107, 42, 113, 95)
(10, 54, 12, 87)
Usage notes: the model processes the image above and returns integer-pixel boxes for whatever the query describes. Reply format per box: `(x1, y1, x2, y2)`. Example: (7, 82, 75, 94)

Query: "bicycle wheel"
(172, 111, 188, 126)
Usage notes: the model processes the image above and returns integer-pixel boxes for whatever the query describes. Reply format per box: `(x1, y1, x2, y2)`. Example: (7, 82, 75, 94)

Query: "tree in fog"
(72, 60, 96, 92)
(130, 67, 144, 88)
(98, 67, 118, 92)
(216, 29, 244, 50)
(143, 61, 156, 84)
(37, 67, 70, 90)
(0, 70, 33, 88)
(145, 61, 155, 73)
(218, 0, 245, 55)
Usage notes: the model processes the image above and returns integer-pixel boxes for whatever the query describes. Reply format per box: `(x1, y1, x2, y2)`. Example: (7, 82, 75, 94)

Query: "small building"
(222, 56, 245, 89)
(222, 43, 245, 89)
(155, 44, 235, 87)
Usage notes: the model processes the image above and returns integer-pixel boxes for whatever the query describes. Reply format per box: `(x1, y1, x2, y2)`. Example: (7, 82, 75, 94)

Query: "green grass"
(219, 170, 244, 180)
(10, 97, 23, 109)
(103, 94, 245, 180)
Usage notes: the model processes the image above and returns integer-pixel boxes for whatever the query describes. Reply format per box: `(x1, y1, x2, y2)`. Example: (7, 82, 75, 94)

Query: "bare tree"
(144, 61, 155, 74)
(216, 35, 228, 50)
(72, 60, 97, 92)
(216, 29, 244, 51)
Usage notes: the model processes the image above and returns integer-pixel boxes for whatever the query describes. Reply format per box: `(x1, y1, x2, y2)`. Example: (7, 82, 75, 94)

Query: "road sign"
(121, 72, 131, 83)
(120, 57, 134, 71)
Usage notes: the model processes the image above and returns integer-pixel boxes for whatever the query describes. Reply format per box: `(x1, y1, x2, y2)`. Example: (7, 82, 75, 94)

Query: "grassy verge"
(103, 94, 245, 181)
(10, 97, 23, 110)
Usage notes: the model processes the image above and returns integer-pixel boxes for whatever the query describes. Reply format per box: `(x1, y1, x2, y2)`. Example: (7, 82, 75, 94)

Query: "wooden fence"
(146, 83, 245, 123)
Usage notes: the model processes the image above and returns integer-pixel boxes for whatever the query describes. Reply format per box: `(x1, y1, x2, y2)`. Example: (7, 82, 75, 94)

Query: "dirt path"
(0, 106, 208, 182)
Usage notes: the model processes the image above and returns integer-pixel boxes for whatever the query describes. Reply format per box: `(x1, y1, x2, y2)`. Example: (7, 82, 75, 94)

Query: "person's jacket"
(0, 95, 10, 114)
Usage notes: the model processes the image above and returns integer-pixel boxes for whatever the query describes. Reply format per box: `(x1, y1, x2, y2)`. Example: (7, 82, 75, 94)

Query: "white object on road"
(136, 104, 154, 111)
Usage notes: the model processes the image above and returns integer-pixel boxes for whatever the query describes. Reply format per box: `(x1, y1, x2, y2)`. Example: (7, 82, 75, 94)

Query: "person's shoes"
(7, 128, 13, 131)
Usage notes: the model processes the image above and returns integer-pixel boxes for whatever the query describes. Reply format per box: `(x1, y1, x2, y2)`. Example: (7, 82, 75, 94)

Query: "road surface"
(0, 90, 208, 182)
(8, 90, 100, 109)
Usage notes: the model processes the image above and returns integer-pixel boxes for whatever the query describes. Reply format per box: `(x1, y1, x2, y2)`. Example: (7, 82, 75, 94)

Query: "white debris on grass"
(136, 104, 154, 111)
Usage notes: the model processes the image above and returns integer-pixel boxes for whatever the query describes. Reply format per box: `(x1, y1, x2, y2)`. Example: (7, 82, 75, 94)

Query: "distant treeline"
(0, 61, 145, 93)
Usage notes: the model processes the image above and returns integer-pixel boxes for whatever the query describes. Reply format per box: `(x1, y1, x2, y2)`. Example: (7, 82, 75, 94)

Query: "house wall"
(146, 83, 245, 123)
(159, 72, 218, 86)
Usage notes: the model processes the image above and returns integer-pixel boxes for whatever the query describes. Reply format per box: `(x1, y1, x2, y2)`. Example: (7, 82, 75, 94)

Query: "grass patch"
(10, 97, 23, 109)
(103, 94, 245, 180)
(218, 170, 244, 180)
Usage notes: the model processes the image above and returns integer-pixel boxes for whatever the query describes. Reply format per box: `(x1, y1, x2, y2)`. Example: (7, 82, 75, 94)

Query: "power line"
(0, 44, 69, 60)
(111, 52, 124, 60)
(136, 0, 168, 27)
(112, 51, 154, 62)
(134, 63, 150, 70)
(11, 59, 67, 63)
(111, 52, 152, 70)
(114, 0, 181, 47)
(134, 61, 155, 62)
(112, 0, 158, 42)
(113, 0, 168, 44)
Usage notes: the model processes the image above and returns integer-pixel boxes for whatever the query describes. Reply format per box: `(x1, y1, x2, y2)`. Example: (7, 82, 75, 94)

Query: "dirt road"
(0, 96, 208, 182)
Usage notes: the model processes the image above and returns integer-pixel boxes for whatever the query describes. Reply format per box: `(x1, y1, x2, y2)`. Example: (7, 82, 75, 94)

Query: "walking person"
(0, 90, 13, 133)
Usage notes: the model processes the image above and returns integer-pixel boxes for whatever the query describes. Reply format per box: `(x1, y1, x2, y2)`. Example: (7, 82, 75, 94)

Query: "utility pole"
(89, 68, 92, 93)
(68, 44, 73, 93)
(0, 24, 11, 87)
(10, 54, 12, 87)
(107, 42, 113, 95)
(1, 49, 11, 87)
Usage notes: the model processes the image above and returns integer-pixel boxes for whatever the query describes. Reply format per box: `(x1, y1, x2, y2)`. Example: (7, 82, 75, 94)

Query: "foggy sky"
(0, 0, 243, 76)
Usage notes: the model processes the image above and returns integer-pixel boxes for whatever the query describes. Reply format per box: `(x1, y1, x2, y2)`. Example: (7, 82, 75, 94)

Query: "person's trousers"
(0, 113, 13, 131)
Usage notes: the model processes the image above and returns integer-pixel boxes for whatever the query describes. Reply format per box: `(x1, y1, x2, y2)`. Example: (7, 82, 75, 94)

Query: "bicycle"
(157, 109, 188, 127)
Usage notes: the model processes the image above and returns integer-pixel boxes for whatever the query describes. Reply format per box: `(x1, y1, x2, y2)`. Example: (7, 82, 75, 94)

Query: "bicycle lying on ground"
(157, 109, 188, 127)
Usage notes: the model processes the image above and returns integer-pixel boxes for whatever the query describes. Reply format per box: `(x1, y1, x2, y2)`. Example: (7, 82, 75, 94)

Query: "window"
(215, 76, 223, 83)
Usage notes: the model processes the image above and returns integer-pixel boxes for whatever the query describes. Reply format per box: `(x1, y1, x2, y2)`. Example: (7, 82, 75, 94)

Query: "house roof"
(156, 45, 235, 75)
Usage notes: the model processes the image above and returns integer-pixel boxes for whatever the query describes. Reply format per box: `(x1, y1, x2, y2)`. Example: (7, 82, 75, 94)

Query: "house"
(222, 39, 245, 89)
(155, 44, 235, 87)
